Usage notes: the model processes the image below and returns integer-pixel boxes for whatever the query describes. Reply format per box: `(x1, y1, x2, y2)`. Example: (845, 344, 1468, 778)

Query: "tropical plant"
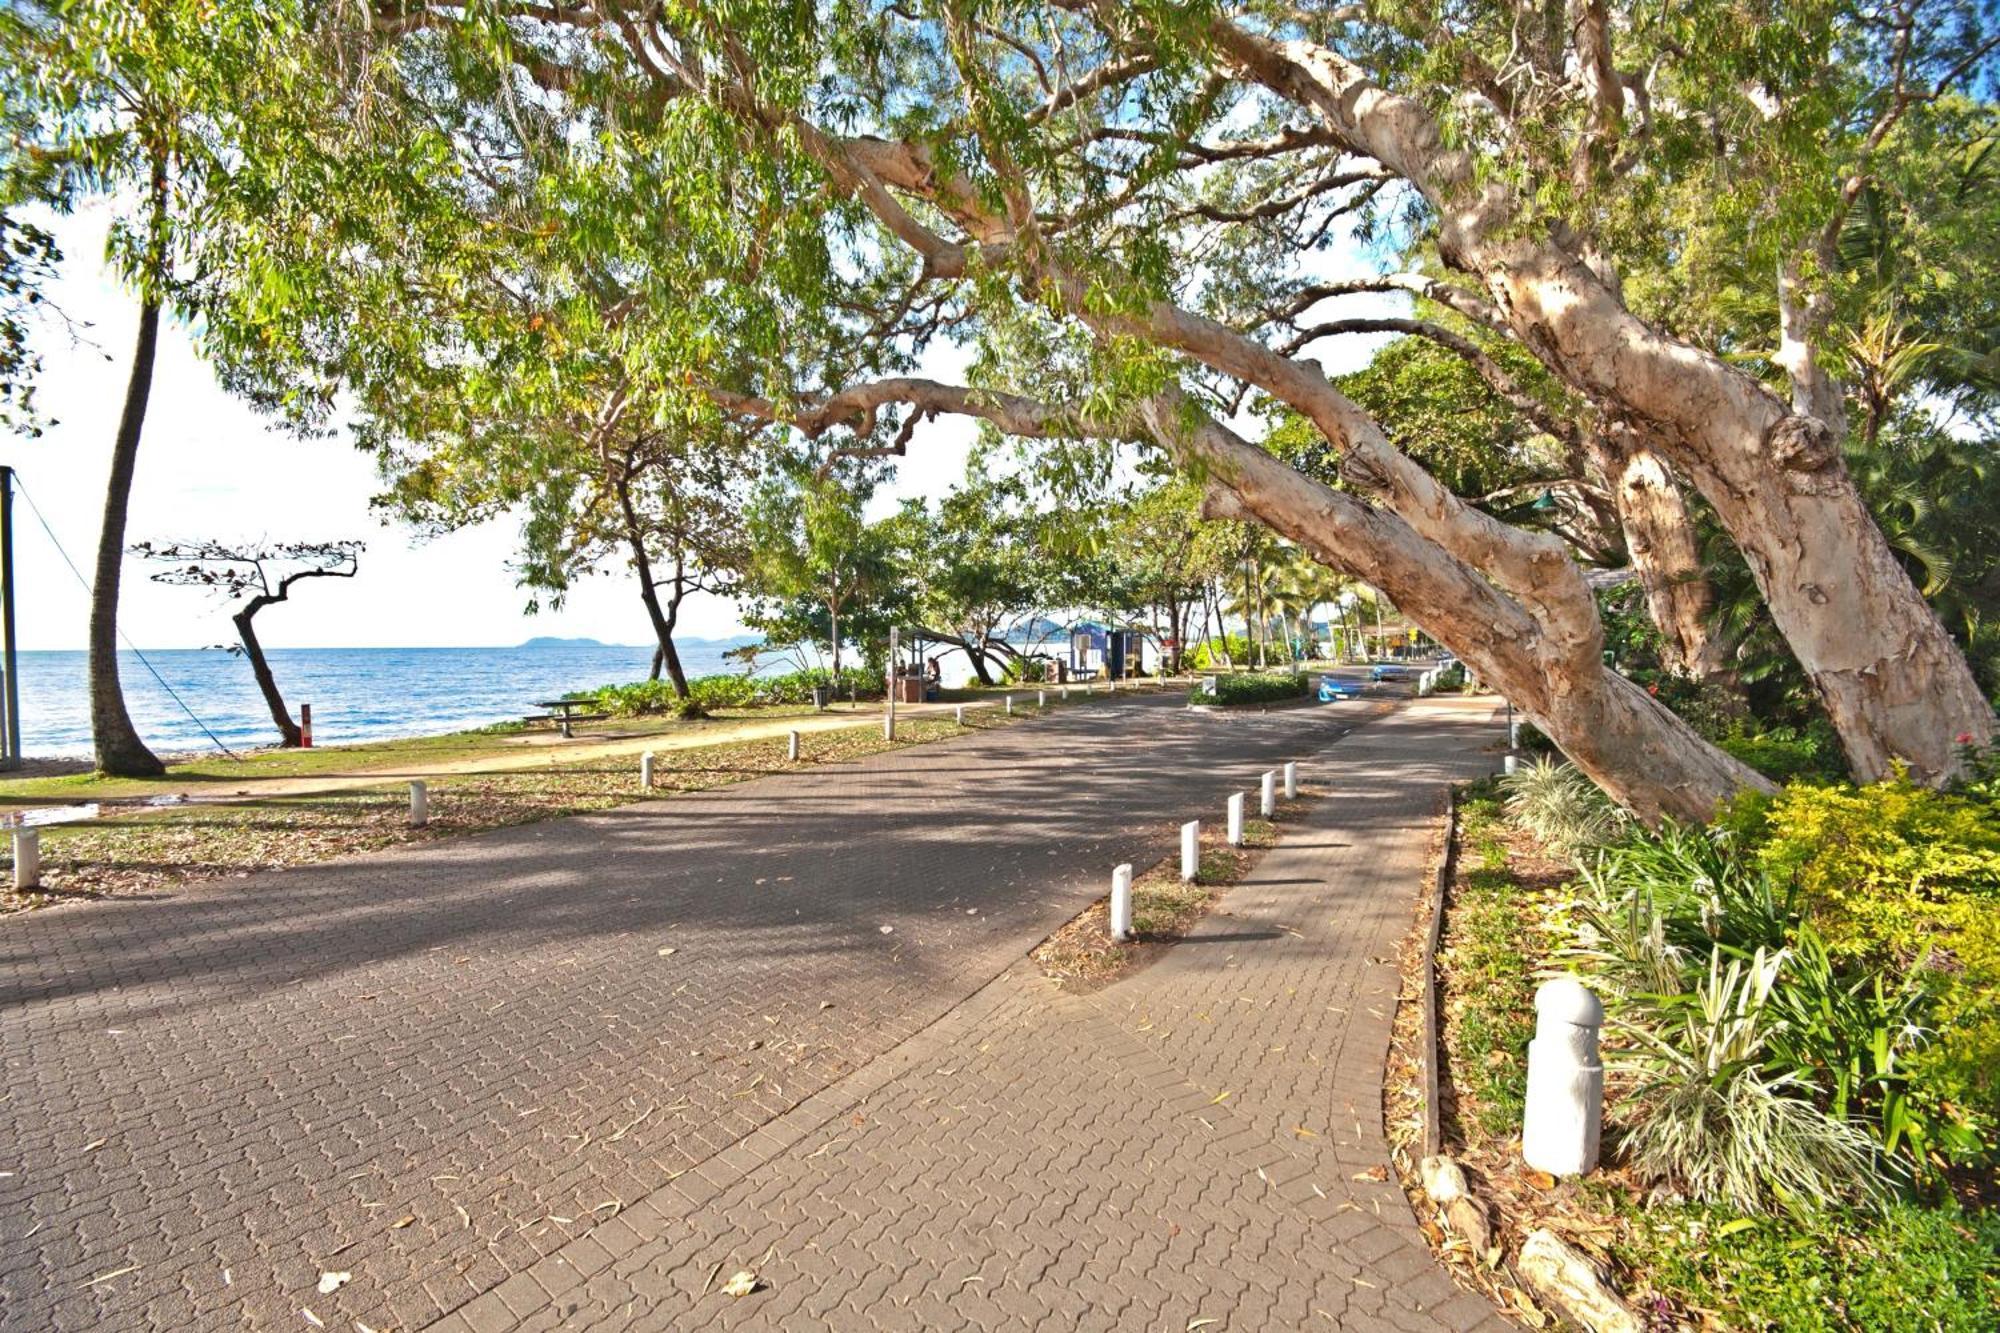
(1614, 948, 1888, 1214)
(1502, 758, 1626, 858)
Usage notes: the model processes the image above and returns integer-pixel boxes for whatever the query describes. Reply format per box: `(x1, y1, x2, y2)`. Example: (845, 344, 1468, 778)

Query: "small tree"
(134, 540, 361, 748)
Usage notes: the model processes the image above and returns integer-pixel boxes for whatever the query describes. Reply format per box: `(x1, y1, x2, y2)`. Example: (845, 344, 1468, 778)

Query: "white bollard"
(1060, 686, 1069, 701)
(1037, 690, 1046, 709)
(1260, 770, 1276, 817)
(12, 828, 39, 890)
(787, 730, 801, 761)
(1283, 761, 1298, 800)
(1522, 978, 1605, 1177)
(409, 781, 428, 827)
(884, 715, 895, 741)
(1510, 719, 1522, 749)
(1505, 753, 1519, 775)
(1005, 694, 1013, 715)
(1227, 792, 1245, 846)
(640, 751, 655, 788)
(1109, 863, 1134, 941)
(954, 705, 965, 726)
(1180, 820, 1200, 882)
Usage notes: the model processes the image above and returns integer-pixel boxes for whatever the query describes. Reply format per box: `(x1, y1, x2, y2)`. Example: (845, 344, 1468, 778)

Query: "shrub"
(1747, 779, 2000, 1150)
(1190, 672, 1304, 706)
(1631, 1200, 2000, 1332)
(1614, 948, 1887, 1214)
(1718, 726, 1846, 784)
(1188, 634, 1251, 669)
(1501, 757, 1624, 858)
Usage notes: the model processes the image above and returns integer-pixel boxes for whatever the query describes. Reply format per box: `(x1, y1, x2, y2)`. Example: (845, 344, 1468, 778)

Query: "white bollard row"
(409, 781, 428, 827)
(1180, 820, 1200, 882)
(1227, 791, 1245, 846)
(12, 828, 39, 890)
(1522, 978, 1605, 1177)
(1260, 770, 1276, 817)
(640, 750, 655, 788)
(1109, 863, 1134, 941)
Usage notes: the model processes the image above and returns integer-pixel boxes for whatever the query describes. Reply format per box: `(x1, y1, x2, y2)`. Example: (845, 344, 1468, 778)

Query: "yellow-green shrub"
(1749, 779, 2000, 1140)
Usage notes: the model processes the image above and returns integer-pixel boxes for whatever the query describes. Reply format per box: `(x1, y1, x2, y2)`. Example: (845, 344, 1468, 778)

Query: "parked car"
(1369, 663, 1412, 682)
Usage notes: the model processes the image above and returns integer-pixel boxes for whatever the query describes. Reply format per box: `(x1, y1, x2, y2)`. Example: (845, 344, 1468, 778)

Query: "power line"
(10, 475, 241, 761)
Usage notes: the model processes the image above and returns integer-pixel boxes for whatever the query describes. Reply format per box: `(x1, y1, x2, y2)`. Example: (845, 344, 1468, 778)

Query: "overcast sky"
(5, 201, 1395, 651)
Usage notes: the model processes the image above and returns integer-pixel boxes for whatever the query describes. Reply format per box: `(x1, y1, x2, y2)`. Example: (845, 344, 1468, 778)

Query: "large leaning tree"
(201, 0, 1996, 820)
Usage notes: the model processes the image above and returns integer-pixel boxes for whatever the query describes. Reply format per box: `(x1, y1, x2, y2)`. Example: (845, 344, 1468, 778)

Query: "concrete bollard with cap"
(1180, 820, 1200, 882)
(1109, 863, 1134, 941)
(1522, 977, 1605, 1177)
(1283, 761, 1298, 799)
(12, 827, 39, 890)
(1227, 792, 1245, 846)
(409, 781, 428, 827)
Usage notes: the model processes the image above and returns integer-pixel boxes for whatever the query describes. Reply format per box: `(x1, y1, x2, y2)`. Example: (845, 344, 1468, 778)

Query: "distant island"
(517, 636, 610, 648)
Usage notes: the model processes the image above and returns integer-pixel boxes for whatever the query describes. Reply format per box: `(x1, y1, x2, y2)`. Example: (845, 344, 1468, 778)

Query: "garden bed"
(1387, 772, 2000, 1331)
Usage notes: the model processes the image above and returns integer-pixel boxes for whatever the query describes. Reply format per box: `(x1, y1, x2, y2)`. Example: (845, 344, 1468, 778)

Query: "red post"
(300, 703, 313, 748)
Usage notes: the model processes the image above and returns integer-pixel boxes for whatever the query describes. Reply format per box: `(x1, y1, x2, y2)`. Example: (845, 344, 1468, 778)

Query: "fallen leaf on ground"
(721, 1270, 759, 1298)
(389, 1216, 415, 1230)
(1523, 1169, 1557, 1190)
(656, 946, 677, 957)
(1351, 1165, 1388, 1182)
(316, 1272, 351, 1295)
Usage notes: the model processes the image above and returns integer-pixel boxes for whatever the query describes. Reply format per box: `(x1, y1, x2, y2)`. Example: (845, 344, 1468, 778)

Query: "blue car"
(1369, 663, 1412, 682)
(1317, 675, 1352, 702)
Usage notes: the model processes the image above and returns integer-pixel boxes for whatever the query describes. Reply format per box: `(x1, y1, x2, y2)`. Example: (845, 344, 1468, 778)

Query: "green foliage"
(579, 669, 882, 717)
(1742, 780, 2000, 1148)
(1614, 947, 1888, 1214)
(1190, 672, 1303, 706)
(1718, 727, 1847, 784)
(1188, 633, 1251, 669)
(1568, 782, 1996, 1186)
(1629, 1200, 2000, 1333)
(1501, 758, 1626, 858)
(1441, 784, 1538, 1142)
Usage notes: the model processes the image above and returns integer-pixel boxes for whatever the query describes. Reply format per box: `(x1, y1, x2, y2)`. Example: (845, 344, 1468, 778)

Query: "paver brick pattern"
(2, 693, 1380, 1333)
(424, 697, 1510, 1332)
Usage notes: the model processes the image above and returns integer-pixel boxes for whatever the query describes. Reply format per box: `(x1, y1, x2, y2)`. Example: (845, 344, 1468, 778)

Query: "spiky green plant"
(1500, 757, 1624, 858)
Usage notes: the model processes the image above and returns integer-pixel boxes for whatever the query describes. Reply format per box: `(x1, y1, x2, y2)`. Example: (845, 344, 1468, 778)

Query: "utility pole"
(0, 467, 19, 770)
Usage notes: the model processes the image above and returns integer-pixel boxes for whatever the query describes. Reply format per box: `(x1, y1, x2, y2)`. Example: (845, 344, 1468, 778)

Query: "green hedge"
(576, 668, 883, 717)
(1191, 672, 1306, 706)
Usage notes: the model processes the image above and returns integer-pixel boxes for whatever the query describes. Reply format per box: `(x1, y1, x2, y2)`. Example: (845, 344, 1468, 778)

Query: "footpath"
(428, 695, 1507, 1332)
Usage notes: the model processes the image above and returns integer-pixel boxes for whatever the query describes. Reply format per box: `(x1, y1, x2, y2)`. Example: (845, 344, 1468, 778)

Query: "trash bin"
(811, 685, 830, 710)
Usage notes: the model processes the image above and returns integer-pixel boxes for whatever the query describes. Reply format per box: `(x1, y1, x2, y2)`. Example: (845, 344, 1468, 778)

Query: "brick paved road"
(421, 697, 1509, 1333)
(1, 693, 1396, 1333)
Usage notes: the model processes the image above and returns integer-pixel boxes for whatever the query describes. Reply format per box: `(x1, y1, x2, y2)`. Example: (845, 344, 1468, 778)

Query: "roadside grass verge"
(1032, 793, 1316, 990)
(1, 709, 1042, 915)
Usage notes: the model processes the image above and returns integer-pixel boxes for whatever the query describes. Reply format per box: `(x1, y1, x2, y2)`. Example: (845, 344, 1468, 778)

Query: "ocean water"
(6, 643, 766, 758)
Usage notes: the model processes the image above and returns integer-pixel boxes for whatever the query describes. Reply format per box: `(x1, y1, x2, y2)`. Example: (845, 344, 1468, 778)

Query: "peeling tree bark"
(1207, 20, 1995, 782)
(1588, 430, 1732, 688)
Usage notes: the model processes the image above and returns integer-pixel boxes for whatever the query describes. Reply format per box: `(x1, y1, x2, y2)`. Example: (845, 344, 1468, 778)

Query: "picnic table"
(531, 697, 610, 738)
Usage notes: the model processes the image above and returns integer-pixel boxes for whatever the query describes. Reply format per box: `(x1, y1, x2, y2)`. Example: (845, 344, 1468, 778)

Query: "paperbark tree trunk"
(1588, 431, 1732, 687)
(1144, 394, 1770, 823)
(1210, 23, 1994, 781)
(615, 461, 691, 701)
